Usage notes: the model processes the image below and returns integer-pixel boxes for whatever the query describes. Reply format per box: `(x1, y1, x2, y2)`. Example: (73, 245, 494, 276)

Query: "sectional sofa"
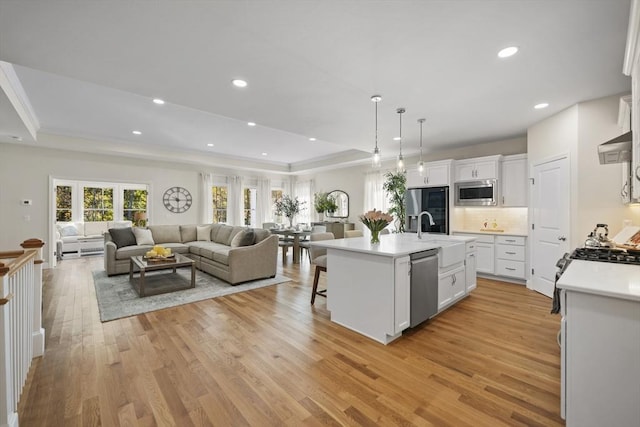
(104, 223, 278, 285)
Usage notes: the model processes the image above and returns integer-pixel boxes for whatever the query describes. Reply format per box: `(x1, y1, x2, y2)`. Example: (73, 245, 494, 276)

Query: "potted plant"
(274, 195, 305, 228)
(382, 171, 407, 233)
(313, 192, 338, 220)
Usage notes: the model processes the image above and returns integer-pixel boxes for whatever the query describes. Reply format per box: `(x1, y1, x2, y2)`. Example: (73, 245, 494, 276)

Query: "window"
(243, 187, 257, 227)
(123, 188, 148, 223)
(212, 186, 228, 223)
(83, 187, 114, 221)
(55, 185, 73, 222)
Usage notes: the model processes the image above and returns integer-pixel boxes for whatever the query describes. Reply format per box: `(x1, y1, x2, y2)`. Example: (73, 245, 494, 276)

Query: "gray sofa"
(104, 224, 278, 285)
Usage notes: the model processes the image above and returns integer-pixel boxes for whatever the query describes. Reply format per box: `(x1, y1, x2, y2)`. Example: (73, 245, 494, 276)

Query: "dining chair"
(309, 232, 334, 304)
(300, 225, 327, 260)
(344, 230, 364, 238)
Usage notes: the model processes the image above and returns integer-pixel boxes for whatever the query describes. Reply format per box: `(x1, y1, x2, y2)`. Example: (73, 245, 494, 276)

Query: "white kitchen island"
(310, 233, 476, 345)
(556, 261, 640, 427)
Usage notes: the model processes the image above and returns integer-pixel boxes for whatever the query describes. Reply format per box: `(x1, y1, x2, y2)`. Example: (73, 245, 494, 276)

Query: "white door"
(531, 157, 570, 297)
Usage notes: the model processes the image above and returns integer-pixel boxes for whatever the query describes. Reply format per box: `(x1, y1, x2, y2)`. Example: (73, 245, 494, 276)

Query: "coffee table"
(129, 253, 195, 297)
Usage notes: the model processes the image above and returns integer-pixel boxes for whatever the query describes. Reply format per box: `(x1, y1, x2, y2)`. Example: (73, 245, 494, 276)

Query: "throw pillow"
(132, 228, 155, 245)
(60, 224, 79, 237)
(230, 229, 255, 247)
(197, 225, 211, 241)
(108, 227, 137, 248)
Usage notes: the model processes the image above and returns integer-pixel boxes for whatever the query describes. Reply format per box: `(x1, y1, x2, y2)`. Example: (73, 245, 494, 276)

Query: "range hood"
(598, 131, 632, 164)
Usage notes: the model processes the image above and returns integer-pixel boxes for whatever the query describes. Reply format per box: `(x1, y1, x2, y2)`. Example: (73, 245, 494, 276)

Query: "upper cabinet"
(454, 155, 502, 181)
(623, 0, 640, 200)
(501, 154, 528, 207)
(406, 159, 453, 188)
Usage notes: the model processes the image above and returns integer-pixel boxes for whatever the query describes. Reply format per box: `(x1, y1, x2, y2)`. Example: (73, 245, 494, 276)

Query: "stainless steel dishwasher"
(410, 249, 439, 327)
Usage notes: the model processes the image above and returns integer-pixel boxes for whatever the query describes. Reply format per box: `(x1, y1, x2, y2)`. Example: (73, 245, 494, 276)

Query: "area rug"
(92, 269, 291, 322)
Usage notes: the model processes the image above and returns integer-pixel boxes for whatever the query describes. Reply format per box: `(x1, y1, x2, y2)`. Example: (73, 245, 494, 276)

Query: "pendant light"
(371, 95, 382, 168)
(396, 108, 406, 173)
(417, 118, 425, 176)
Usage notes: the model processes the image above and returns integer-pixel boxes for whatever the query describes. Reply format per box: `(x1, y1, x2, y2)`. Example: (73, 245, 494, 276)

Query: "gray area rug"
(92, 269, 290, 322)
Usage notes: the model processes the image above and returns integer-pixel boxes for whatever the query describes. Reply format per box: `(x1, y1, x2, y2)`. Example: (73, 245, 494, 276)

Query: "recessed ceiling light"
(498, 46, 519, 58)
(207, 143, 214, 147)
(232, 79, 248, 88)
(152, 98, 165, 105)
(534, 103, 549, 109)
(261, 152, 268, 156)
(132, 130, 142, 135)
(309, 137, 316, 141)
(393, 137, 401, 141)
(247, 122, 256, 127)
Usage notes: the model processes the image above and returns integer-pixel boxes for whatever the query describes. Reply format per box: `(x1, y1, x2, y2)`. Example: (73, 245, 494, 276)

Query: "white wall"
(527, 94, 640, 248)
(0, 143, 289, 264)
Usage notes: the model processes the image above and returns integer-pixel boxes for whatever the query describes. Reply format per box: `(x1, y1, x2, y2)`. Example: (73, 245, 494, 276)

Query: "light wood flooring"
(18, 252, 563, 426)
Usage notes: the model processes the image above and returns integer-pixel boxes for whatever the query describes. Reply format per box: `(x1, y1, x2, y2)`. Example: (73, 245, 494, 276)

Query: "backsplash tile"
(454, 207, 528, 234)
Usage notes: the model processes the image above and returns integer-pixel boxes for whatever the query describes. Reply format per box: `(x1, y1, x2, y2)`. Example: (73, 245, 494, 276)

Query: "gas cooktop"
(570, 247, 640, 265)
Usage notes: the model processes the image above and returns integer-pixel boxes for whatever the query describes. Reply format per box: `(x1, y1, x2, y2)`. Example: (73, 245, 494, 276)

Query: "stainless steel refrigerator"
(405, 186, 449, 234)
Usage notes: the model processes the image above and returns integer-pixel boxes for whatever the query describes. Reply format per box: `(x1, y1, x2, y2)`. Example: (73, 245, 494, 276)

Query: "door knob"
(558, 236, 567, 241)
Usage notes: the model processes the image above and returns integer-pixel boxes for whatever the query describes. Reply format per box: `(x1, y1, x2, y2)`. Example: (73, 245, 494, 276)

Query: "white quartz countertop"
(557, 260, 640, 301)
(452, 229, 528, 237)
(310, 233, 476, 258)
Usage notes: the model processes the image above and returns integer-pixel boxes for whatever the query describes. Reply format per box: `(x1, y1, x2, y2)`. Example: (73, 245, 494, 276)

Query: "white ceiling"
(0, 0, 633, 173)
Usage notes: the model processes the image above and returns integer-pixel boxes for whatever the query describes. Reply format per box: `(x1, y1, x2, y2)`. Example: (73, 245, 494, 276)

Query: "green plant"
(274, 195, 305, 226)
(382, 171, 407, 233)
(313, 192, 338, 213)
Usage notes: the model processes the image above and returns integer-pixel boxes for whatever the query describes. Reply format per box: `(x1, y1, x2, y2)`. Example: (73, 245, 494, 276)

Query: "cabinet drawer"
(496, 259, 525, 279)
(465, 241, 476, 252)
(496, 244, 525, 261)
(496, 235, 525, 245)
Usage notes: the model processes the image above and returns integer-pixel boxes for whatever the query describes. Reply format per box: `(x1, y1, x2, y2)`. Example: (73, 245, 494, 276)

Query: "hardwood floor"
(18, 253, 563, 426)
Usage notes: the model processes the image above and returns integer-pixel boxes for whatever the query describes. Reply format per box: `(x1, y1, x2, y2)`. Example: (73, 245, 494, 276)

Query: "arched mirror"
(327, 190, 349, 218)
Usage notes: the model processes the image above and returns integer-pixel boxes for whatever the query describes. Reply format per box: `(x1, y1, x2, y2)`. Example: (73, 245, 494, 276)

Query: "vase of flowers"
(274, 195, 305, 228)
(360, 209, 393, 244)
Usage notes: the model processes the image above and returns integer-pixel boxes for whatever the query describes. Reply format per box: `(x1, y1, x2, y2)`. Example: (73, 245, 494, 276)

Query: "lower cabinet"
(465, 251, 477, 292)
(453, 232, 527, 282)
(394, 256, 411, 333)
(438, 264, 465, 311)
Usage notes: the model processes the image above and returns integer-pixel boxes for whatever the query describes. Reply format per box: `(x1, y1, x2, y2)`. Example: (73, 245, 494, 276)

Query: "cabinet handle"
(506, 267, 516, 271)
(505, 251, 516, 255)
(502, 196, 505, 204)
(635, 165, 640, 181)
(506, 239, 516, 242)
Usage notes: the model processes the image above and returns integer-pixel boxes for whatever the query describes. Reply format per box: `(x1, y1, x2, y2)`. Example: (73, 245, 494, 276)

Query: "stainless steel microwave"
(454, 179, 498, 206)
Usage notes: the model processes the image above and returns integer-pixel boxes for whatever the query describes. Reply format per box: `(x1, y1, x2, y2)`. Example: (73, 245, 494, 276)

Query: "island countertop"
(310, 233, 476, 257)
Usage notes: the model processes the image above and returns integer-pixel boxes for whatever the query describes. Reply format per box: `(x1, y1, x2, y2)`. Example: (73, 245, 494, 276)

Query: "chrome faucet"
(417, 211, 435, 239)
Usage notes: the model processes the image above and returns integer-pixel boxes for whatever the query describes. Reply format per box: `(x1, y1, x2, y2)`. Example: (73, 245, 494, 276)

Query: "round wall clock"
(163, 187, 192, 213)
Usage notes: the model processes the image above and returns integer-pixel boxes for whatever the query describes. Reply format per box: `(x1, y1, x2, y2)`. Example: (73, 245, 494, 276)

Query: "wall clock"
(163, 187, 192, 213)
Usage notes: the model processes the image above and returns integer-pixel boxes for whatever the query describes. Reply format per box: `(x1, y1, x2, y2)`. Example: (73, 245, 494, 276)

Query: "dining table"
(269, 228, 311, 264)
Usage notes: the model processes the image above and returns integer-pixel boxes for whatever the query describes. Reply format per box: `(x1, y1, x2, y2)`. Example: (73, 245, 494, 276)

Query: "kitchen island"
(556, 261, 640, 427)
(310, 233, 476, 344)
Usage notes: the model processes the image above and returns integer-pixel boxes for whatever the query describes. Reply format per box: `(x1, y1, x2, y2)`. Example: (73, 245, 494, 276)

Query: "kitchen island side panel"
(565, 291, 640, 427)
(326, 249, 399, 344)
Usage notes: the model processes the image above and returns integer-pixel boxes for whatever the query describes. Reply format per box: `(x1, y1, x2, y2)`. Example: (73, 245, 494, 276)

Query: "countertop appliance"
(406, 186, 449, 234)
(454, 179, 497, 206)
(409, 249, 439, 327)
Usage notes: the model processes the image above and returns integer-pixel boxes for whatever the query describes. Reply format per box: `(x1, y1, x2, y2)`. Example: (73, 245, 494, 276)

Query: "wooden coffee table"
(129, 253, 196, 297)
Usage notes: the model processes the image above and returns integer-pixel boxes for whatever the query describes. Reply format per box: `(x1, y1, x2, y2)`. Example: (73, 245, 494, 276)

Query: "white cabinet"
(562, 289, 640, 426)
(393, 256, 411, 334)
(406, 160, 452, 188)
(454, 155, 501, 181)
(501, 154, 528, 207)
(495, 235, 526, 280)
(465, 241, 477, 292)
(438, 265, 465, 311)
(476, 242, 495, 274)
(625, 11, 640, 200)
